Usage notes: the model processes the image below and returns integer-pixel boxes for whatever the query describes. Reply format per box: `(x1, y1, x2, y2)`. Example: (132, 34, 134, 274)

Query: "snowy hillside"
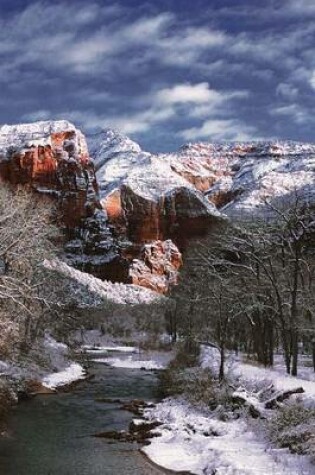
(44, 258, 163, 305)
(0, 120, 88, 157)
(88, 131, 315, 221)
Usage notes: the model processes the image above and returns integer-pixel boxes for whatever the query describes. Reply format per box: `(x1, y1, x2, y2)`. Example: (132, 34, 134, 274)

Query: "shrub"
(269, 403, 315, 460)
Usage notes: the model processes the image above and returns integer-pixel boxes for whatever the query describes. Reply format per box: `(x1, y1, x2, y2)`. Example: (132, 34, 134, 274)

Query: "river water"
(0, 362, 166, 475)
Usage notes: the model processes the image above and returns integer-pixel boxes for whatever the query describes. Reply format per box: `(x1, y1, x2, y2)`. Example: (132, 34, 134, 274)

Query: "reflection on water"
(0, 363, 165, 475)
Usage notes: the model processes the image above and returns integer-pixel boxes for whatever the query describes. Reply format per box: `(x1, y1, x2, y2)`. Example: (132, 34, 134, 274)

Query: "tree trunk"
(268, 320, 274, 366)
(291, 328, 298, 377)
(282, 329, 291, 374)
(290, 242, 300, 377)
(219, 345, 225, 381)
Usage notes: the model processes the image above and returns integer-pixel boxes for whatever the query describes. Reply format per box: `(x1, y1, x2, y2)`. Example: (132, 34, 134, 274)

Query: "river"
(0, 361, 166, 475)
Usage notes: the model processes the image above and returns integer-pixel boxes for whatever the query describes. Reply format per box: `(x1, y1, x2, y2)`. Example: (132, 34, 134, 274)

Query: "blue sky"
(0, 0, 315, 151)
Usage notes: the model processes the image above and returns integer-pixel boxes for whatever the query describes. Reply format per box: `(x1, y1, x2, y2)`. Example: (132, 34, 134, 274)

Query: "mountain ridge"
(0, 119, 314, 294)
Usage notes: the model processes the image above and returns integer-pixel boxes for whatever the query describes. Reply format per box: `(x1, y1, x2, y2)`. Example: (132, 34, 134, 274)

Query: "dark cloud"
(0, 0, 314, 152)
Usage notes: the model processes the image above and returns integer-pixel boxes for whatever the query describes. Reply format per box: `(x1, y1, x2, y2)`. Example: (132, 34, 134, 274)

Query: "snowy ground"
(89, 344, 172, 370)
(0, 334, 88, 395)
(41, 363, 86, 390)
(72, 329, 174, 370)
(140, 347, 315, 475)
(201, 346, 315, 405)
(82, 345, 139, 354)
(0, 335, 75, 382)
(142, 398, 314, 475)
(92, 355, 166, 370)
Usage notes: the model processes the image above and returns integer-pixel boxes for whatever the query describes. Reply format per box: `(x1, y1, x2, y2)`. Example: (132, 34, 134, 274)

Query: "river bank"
(2, 337, 315, 475)
(0, 349, 170, 475)
(137, 346, 315, 475)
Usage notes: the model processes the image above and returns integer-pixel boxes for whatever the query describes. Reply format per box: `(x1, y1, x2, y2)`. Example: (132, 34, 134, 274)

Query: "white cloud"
(2, 1, 314, 147)
(0, 3, 229, 78)
(271, 104, 310, 124)
(179, 119, 256, 142)
(111, 83, 249, 135)
(1, 0, 312, 97)
(55, 81, 250, 138)
(276, 83, 299, 99)
(156, 83, 222, 105)
(153, 83, 248, 119)
(122, 13, 173, 42)
(156, 27, 227, 66)
(0, 0, 314, 87)
(54, 105, 176, 135)
(109, 106, 176, 134)
(229, 34, 295, 63)
(309, 71, 315, 89)
(286, 0, 315, 14)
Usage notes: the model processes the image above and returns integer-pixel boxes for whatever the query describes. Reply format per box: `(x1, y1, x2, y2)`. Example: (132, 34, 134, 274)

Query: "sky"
(0, 0, 315, 152)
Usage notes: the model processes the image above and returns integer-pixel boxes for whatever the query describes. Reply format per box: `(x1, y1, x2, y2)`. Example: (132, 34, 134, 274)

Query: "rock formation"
(0, 121, 126, 282)
(89, 131, 223, 244)
(44, 258, 162, 306)
(129, 240, 182, 293)
(87, 132, 315, 291)
(0, 120, 95, 222)
(1, 120, 314, 295)
(90, 132, 315, 225)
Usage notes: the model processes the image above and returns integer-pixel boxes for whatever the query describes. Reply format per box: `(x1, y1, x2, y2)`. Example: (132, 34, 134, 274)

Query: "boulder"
(129, 240, 182, 293)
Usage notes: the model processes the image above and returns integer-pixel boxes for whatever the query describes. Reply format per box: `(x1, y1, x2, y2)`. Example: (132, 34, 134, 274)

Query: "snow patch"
(44, 258, 163, 305)
(41, 363, 85, 389)
(93, 355, 165, 370)
(82, 345, 138, 354)
(142, 398, 314, 475)
(201, 346, 315, 405)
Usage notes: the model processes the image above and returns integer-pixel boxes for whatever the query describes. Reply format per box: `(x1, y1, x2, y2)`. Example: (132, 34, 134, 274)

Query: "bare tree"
(172, 200, 315, 377)
(0, 184, 61, 354)
(229, 201, 315, 375)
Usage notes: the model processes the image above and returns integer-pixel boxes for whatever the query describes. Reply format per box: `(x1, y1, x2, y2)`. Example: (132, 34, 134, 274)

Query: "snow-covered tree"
(0, 185, 61, 354)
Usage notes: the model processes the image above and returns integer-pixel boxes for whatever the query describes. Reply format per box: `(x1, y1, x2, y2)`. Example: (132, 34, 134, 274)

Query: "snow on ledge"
(92, 356, 165, 370)
(44, 258, 163, 305)
(82, 345, 139, 354)
(41, 363, 86, 389)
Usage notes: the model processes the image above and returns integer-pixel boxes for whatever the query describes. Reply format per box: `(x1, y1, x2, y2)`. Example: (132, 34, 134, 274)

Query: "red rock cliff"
(0, 121, 181, 293)
(0, 121, 128, 282)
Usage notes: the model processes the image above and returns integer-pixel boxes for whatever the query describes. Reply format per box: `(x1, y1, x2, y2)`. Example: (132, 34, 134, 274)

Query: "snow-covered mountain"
(0, 120, 129, 283)
(0, 119, 314, 296)
(88, 132, 315, 223)
(87, 129, 223, 246)
(0, 120, 88, 154)
(88, 128, 143, 171)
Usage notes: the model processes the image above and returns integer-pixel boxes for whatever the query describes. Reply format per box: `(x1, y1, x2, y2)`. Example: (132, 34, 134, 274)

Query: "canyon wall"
(1, 121, 314, 294)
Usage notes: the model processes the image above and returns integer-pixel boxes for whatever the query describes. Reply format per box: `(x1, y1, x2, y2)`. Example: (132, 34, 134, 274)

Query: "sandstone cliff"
(0, 121, 127, 282)
(1, 120, 314, 295)
(90, 133, 315, 225)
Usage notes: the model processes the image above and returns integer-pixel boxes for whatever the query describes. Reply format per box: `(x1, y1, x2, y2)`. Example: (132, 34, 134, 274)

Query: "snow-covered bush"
(159, 342, 236, 409)
(269, 403, 315, 460)
(169, 341, 200, 369)
(0, 184, 61, 355)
